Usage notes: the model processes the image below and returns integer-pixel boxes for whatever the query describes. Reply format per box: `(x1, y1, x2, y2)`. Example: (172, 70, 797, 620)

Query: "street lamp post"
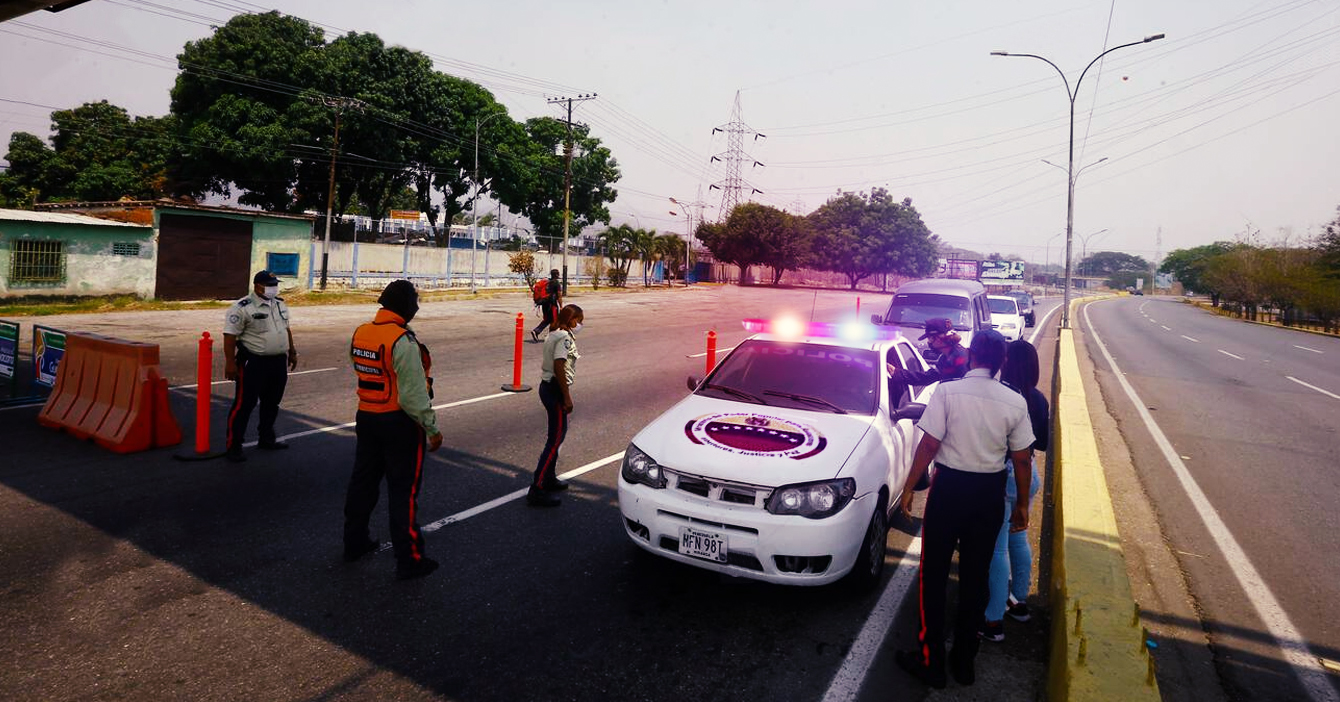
(993, 33, 1164, 327)
(669, 199, 691, 285)
(472, 111, 507, 294)
(1079, 227, 1111, 278)
(1043, 230, 1064, 290)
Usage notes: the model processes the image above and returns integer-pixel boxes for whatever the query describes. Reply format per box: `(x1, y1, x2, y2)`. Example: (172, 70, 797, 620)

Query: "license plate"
(678, 527, 727, 563)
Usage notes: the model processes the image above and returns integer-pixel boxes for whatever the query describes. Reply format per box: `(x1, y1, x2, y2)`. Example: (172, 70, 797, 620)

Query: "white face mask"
(571, 323, 583, 333)
(262, 285, 279, 299)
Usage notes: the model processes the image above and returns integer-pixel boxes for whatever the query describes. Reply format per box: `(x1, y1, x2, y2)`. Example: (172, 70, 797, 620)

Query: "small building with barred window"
(0, 208, 155, 298)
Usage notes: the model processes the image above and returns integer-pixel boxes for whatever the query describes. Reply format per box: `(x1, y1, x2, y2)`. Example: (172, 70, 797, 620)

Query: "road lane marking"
(1161, 325, 1172, 331)
(1084, 302, 1340, 702)
(822, 536, 923, 702)
(1182, 335, 1200, 343)
(242, 391, 517, 447)
(1294, 345, 1322, 354)
(171, 367, 337, 391)
(1286, 376, 1340, 400)
(1217, 349, 1244, 360)
(0, 400, 44, 412)
(686, 344, 738, 359)
(419, 451, 625, 534)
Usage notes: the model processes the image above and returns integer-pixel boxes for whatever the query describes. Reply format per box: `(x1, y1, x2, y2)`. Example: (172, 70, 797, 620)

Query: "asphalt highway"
(0, 286, 1061, 702)
(1080, 296, 1340, 702)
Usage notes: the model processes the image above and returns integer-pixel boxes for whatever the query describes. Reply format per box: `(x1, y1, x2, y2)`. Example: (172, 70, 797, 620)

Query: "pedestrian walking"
(530, 269, 563, 342)
(888, 318, 969, 385)
(980, 339, 1050, 642)
(222, 270, 298, 463)
(893, 330, 1035, 689)
(527, 304, 583, 507)
(343, 280, 443, 580)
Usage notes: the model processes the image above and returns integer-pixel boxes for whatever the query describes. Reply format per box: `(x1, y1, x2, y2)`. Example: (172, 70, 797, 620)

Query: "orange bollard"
(856, 296, 861, 320)
(706, 330, 717, 375)
(500, 313, 533, 393)
(195, 332, 212, 454)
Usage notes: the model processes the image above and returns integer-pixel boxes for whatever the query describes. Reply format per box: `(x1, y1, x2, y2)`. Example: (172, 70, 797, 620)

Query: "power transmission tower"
(709, 91, 765, 221)
(546, 93, 597, 293)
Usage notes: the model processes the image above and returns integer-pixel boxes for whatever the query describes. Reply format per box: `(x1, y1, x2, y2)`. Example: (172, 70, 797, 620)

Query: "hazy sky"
(2, 0, 1338, 265)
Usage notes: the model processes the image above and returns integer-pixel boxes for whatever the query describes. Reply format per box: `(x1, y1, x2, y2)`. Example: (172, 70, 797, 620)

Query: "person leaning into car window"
(892, 330, 1034, 690)
(887, 318, 968, 386)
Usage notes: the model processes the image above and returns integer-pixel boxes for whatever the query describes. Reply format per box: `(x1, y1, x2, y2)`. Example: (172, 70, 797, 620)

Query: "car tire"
(847, 502, 889, 591)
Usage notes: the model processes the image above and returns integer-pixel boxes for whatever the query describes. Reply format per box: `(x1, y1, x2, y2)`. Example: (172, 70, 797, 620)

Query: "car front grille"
(664, 468, 772, 509)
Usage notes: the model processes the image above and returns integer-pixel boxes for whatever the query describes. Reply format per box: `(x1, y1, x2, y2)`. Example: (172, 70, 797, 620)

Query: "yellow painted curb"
(1047, 298, 1160, 701)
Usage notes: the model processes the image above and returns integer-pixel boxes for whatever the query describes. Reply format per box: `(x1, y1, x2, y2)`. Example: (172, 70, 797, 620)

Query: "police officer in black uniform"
(222, 270, 298, 462)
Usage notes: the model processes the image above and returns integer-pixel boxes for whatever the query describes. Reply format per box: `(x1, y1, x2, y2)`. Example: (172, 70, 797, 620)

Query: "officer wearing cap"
(222, 270, 298, 463)
(893, 330, 1034, 689)
(343, 280, 443, 580)
(888, 317, 969, 386)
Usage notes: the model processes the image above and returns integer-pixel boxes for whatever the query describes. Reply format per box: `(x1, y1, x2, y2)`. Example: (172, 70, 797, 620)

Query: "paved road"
(1081, 296, 1340, 702)
(1, 286, 1061, 702)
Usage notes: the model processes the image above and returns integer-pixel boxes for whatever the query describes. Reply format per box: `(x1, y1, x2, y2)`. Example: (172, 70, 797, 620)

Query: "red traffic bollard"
(856, 295, 861, 320)
(501, 312, 533, 393)
(705, 330, 717, 375)
(195, 331, 212, 454)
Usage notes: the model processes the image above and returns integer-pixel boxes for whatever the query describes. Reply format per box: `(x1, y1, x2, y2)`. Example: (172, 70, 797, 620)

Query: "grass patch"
(0, 295, 227, 318)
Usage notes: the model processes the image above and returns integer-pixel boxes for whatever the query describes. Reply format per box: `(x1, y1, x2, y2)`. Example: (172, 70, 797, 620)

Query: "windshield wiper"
(702, 383, 768, 405)
(763, 390, 847, 414)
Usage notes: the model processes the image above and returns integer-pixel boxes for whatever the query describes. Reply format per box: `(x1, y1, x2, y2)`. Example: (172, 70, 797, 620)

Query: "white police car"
(617, 318, 938, 588)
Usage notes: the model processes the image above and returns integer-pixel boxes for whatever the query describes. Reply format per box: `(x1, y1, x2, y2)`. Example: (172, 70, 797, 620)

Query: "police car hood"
(632, 394, 874, 486)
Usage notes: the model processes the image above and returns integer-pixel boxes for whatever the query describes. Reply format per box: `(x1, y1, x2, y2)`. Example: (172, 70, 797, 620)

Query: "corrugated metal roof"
(0, 208, 150, 227)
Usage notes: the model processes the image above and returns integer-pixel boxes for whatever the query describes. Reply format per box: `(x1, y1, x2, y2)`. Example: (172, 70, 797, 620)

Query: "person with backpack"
(530, 269, 563, 342)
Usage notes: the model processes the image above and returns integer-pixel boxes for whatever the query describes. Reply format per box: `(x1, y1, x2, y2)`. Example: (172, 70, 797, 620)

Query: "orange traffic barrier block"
(37, 333, 182, 454)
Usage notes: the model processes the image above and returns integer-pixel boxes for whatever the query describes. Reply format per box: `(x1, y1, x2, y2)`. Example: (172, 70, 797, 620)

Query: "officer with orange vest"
(342, 280, 443, 580)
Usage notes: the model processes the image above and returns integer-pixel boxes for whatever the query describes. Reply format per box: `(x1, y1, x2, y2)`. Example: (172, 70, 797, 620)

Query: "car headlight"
(621, 443, 666, 489)
(766, 478, 856, 519)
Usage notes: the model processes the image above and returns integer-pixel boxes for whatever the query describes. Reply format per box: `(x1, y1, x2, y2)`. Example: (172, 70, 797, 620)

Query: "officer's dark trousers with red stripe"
(344, 410, 428, 566)
(916, 465, 1007, 673)
(532, 379, 568, 489)
(227, 348, 288, 450)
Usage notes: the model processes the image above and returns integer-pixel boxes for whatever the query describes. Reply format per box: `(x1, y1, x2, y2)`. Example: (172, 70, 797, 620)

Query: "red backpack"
(532, 278, 548, 304)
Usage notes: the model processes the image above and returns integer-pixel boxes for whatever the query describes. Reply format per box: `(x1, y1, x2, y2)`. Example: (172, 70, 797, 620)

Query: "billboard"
(979, 260, 1026, 281)
(936, 258, 981, 280)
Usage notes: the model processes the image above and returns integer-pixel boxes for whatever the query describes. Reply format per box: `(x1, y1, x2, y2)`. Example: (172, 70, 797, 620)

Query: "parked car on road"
(1002, 289, 1035, 326)
(987, 295, 1026, 341)
(618, 318, 938, 589)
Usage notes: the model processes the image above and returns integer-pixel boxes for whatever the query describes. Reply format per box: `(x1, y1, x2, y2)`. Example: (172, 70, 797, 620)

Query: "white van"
(873, 279, 993, 359)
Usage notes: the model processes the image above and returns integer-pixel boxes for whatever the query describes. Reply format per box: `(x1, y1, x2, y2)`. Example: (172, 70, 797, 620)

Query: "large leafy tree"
(1160, 242, 1233, 295)
(723, 202, 812, 285)
(1078, 250, 1150, 277)
(807, 188, 938, 289)
(2, 101, 174, 203)
(695, 217, 765, 282)
(521, 117, 620, 251)
(1318, 205, 1340, 279)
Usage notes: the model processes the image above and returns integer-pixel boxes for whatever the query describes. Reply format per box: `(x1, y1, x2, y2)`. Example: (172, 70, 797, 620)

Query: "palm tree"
(654, 233, 685, 283)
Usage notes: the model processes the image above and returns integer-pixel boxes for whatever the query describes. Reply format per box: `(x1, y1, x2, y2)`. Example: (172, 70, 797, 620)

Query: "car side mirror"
(892, 402, 926, 422)
(686, 375, 702, 392)
(870, 314, 883, 325)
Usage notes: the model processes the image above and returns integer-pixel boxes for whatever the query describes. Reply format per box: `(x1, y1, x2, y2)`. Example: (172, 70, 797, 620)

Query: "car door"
(883, 339, 934, 491)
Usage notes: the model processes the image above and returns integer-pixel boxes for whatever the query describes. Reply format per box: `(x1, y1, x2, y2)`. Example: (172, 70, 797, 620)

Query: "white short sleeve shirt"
(916, 367, 1034, 473)
(540, 329, 579, 386)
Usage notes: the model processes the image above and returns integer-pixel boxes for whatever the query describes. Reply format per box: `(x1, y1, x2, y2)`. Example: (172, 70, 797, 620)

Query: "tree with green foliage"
(1077, 250, 1150, 277)
(715, 202, 812, 285)
(2, 101, 174, 204)
(597, 224, 640, 287)
(695, 217, 764, 283)
(520, 118, 619, 253)
(1318, 205, 1340, 280)
(654, 233, 686, 281)
(807, 188, 938, 290)
(1160, 242, 1234, 300)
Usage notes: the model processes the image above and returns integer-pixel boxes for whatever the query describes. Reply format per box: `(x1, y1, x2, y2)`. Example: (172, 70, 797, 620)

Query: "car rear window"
(700, 340, 878, 415)
(988, 298, 1019, 314)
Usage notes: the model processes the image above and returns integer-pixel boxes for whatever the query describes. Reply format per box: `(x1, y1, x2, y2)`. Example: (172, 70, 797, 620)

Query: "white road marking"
(686, 344, 738, 359)
(1294, 345, 1322, 354)
(1217, 349, 1245, 360)
(1085, 302, 1339, 702)
(1161, 325, 1172, 331)
(171, 367, 337, 391)
(0, 400, 45, 411)
(420, 451, 625, 533)
(242, 391, 517, 448)
(821, 537, 923, 702)
(1149, 318, 1159, 324)
(1286, 376, 1340, 400)
(1182, 335, 1200, 343)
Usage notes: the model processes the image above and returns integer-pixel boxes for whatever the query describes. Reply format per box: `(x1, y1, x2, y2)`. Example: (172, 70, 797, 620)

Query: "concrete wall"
(315, 240, 628, 289)
(0, 220, 155, 298)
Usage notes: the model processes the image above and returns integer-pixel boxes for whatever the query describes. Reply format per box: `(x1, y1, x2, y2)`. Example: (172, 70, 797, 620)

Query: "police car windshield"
(886, 293, 972, 330)
(699, 340, 878, 415)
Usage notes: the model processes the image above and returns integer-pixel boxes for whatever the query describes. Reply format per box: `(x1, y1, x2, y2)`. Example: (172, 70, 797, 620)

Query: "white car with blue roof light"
(617, 317, 939, 588)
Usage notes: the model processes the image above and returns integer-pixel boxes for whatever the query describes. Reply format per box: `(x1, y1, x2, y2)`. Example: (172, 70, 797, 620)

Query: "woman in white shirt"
(527, 304, 584, 507)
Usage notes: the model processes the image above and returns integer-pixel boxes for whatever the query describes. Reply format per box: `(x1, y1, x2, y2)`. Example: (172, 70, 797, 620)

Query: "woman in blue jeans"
(980, 339, 1050, 642)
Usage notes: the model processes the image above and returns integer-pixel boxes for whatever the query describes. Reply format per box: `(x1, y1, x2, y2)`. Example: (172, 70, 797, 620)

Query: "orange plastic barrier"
(37, 333, 182, 454)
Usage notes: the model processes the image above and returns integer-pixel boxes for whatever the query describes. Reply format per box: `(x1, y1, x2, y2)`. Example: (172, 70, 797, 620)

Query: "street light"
(1078, 227, 1111, 277)
(1044, 230, 1064, 289)
(993, 32, 1165, 327)
(669, 199, 692, 285)
(472, 111, 508, 293)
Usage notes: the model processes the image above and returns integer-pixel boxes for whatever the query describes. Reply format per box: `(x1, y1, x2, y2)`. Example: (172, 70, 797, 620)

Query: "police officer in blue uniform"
(222, 271, 298, 462)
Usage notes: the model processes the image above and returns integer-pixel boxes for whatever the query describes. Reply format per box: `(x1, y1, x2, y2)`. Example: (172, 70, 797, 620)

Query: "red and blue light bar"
(741, 318, 903, 342)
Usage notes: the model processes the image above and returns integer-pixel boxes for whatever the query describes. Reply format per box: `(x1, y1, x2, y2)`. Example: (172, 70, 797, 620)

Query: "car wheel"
(847, 502, 889, 591)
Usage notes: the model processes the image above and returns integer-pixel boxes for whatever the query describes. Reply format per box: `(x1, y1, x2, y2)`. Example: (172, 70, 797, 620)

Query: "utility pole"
(318, 96, 363, 291)
(546, 94, 596, 294)
(709, 91, 765, 221)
